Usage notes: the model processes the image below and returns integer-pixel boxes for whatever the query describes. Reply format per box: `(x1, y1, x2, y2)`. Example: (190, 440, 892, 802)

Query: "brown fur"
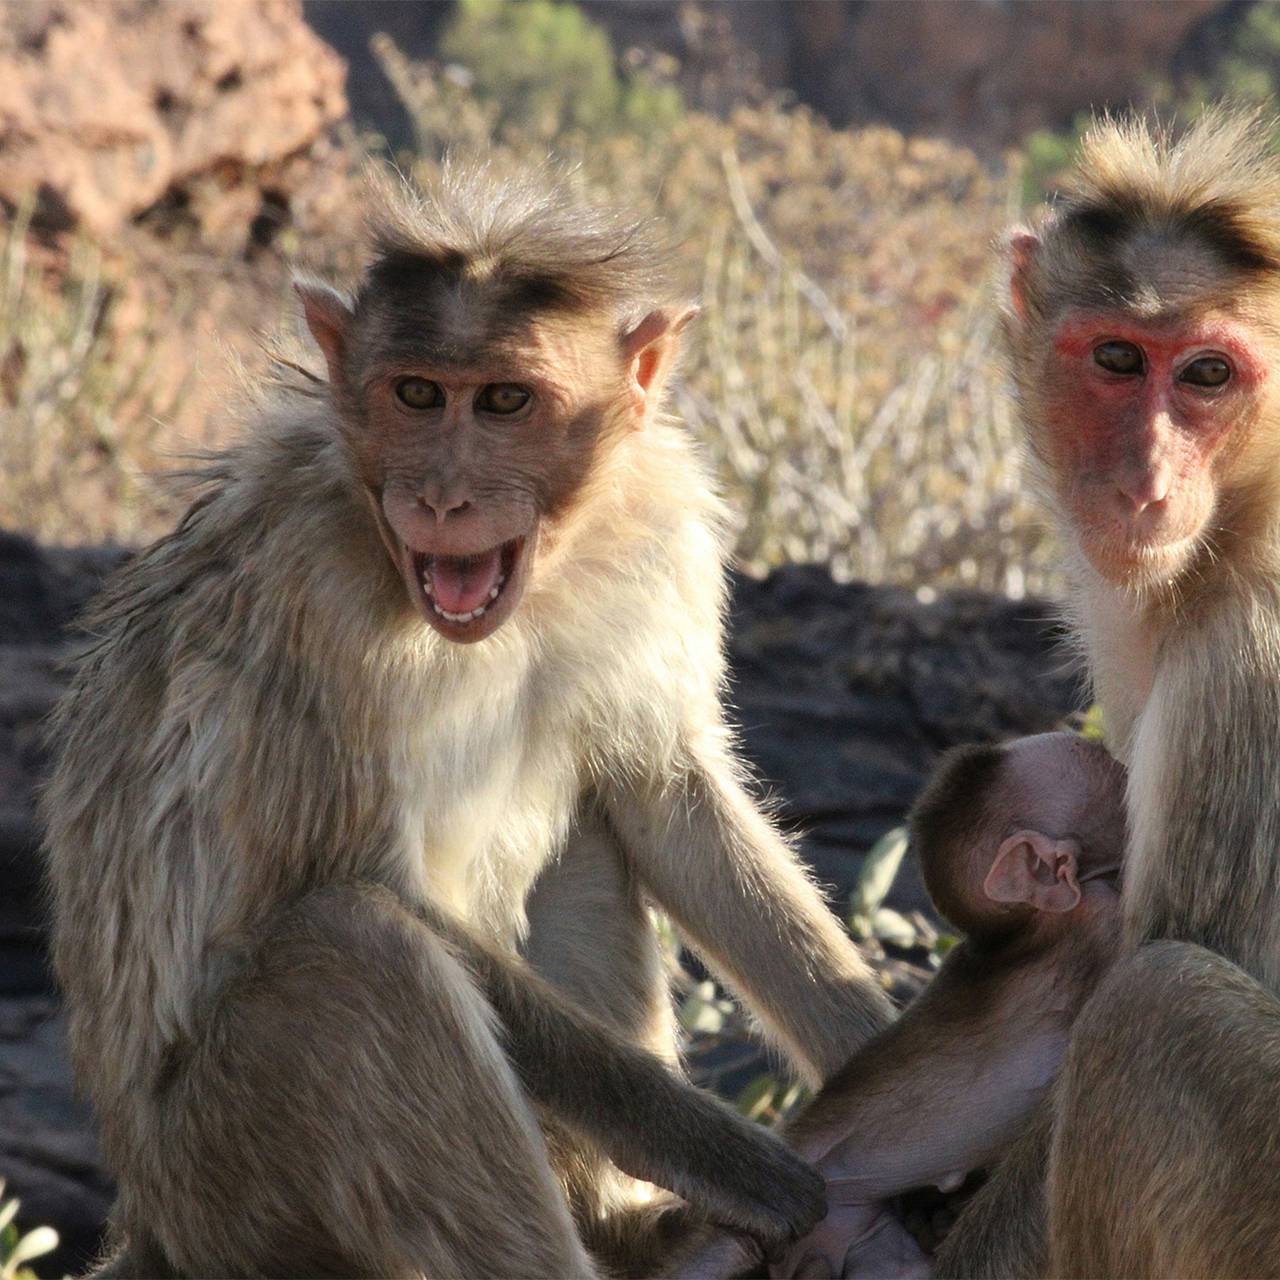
(940, 110, 1280, 1279)
(669, 733, 1125, 1279)
(45, 167, 893, 1278)
(1050, 942, 1280, 1279)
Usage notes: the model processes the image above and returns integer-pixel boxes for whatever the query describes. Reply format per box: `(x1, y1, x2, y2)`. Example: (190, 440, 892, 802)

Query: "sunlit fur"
(1004, 108, 1280, 967)
(45, 373, 728, 1073)
(1006, 108, 1280, 624)
(44, 170, 890, 1277)
(672, 733, 1126, 1280)
(939, 109, 1280, 1280)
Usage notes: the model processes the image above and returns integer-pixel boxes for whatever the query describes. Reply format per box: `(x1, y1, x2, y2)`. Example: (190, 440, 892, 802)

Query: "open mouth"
(407, 536, 527, 640)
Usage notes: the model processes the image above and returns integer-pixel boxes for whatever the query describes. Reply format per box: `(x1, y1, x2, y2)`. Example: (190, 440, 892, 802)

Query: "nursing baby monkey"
(43, 168, 895, 1279)
(672, 730, 1125, 1279)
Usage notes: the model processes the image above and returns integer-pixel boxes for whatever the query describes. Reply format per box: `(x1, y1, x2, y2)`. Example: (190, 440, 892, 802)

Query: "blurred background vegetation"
(9, 0, 1277, 598)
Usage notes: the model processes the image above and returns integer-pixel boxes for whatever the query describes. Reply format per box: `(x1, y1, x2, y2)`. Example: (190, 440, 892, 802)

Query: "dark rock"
(0, 538, 1083, 1273)
(727, 566, 1082, 917)
(0, 999, 108, 1276)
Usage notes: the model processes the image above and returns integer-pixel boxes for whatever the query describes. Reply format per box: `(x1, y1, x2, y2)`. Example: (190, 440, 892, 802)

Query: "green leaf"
(736, 1074, 779, 1121)
(872, 906, 917, 948)
(678, 989, 726, 1035)
(5, 1225, 58, 1272)
(851, 825, 909, 921)
(1079, 704, 1106, 742)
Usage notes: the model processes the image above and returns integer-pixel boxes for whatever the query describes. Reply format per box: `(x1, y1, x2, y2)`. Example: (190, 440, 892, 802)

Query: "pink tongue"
(430, 549, 503, 615)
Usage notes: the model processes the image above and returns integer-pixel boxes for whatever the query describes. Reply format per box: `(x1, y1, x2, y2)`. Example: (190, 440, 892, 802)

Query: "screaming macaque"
(938, 108, 1280, 1279)
(669, 730, 1126, 1279)
(43, 167, 894, 1278)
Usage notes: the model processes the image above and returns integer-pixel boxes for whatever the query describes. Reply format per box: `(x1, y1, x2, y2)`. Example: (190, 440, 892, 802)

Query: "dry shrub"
(2, 25, 1057, 595)
(0, 205, 190, 545)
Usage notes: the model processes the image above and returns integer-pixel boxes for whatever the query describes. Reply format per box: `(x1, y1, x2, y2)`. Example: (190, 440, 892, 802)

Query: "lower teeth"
(421, 570, 507, 625)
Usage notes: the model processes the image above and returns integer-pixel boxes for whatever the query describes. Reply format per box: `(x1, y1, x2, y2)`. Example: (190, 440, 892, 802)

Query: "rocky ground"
(0, 532, 1081, 1274)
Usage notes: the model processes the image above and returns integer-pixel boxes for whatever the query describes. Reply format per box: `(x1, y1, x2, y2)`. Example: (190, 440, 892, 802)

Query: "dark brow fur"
(1019, 109, 1280, 321)
(356, 163, 679, 329)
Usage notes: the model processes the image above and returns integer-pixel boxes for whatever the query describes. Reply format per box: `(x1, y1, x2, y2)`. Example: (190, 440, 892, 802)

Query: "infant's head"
(908, 731, 1127, 939)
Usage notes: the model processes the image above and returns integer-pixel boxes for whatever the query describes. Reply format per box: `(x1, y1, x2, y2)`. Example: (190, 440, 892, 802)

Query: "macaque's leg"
(1050, 941, 1280, 1280)
(932, 1104, 1050, 1280)
(524, 809, 683, 1272)
(668, 1202, 928, 1280)
(785, 1200, 928, 1280)
(151, 883, 595, 1280)
(837, 1209, 931, 1280)
(524, 806, 677, 1059)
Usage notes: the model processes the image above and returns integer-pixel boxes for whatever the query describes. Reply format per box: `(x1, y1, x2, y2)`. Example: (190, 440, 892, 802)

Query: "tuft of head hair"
(1059, 108, 1280, 271)
(1010, 108, 1280, 327)
(908, 743, 1008, 933)
(358, 161, 679, 326)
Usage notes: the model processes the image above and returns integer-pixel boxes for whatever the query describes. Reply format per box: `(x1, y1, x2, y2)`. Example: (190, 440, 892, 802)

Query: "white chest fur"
(384, 635, 587, 943)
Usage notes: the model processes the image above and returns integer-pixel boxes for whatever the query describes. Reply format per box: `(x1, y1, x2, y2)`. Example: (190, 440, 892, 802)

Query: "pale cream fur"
(46, 374, 721, 1127)
(46, 333, 888, 1274)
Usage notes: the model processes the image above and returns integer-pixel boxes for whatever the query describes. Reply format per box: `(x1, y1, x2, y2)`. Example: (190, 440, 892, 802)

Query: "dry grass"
(0, 209, 176, 545)
(1, 37, 1060, 595)
(678, 154, 1044, 593)
(385, 40, 1058, 594)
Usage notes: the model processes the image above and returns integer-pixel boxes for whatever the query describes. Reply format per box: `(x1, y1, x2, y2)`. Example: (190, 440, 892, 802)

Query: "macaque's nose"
(1115, 461, 1172, 516)
(418, 492, 472, 524)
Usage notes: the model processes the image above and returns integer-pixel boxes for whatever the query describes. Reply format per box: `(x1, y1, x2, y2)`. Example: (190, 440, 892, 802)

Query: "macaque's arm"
(666, 957, 1065, 1280)
(792, 958, 1065, 1187)
(604, 739, 894, 1085)
(931, 1101, 1051, 1280)
(409, 903, 827, 1247)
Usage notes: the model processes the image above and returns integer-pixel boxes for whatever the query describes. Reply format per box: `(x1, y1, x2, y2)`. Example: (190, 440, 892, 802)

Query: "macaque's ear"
(1006, 230, 1040, 323)
(620, 306, 698, 427)
(295, 278, 354, 387)
(984, 831, 1082, 915)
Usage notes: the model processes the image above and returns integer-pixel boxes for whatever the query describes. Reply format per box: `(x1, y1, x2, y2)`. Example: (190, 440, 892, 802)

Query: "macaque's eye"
(1093, 341, 1144, 375)
(1179, 356, 1231, 388)
(475, 384, 532, 415)
(395, 377, 445, 410)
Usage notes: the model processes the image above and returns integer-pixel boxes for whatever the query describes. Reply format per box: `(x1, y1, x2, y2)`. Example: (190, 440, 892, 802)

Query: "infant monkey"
(670, 731, 1126, 1280)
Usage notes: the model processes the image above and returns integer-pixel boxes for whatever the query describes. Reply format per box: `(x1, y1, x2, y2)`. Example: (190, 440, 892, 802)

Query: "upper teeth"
(419, 567, 507, 625)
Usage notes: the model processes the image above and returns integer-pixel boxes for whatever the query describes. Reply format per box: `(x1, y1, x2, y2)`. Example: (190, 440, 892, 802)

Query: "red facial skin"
(370, 369, 559, 645)
(356, 330, 628, 645)
(1044, 312, 1269, 588)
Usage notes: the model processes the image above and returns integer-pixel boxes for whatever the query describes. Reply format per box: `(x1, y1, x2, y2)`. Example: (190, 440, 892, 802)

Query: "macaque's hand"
(661, 1228, 764, 1279)
(668, 1121, 826, 1250)
(770, 1195, 931, 1279)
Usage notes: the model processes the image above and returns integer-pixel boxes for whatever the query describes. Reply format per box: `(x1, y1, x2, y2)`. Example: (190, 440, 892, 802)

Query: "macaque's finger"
(793, 1253, 835, 1279)
(663, 1230, 763, 1279)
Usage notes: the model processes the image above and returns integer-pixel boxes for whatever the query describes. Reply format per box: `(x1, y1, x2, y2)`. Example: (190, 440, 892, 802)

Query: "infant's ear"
(984, 831, 1082, 914)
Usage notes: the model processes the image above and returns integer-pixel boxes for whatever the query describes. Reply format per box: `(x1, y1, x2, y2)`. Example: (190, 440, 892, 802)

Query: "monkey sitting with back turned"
(671, 730, 1126, 1280)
